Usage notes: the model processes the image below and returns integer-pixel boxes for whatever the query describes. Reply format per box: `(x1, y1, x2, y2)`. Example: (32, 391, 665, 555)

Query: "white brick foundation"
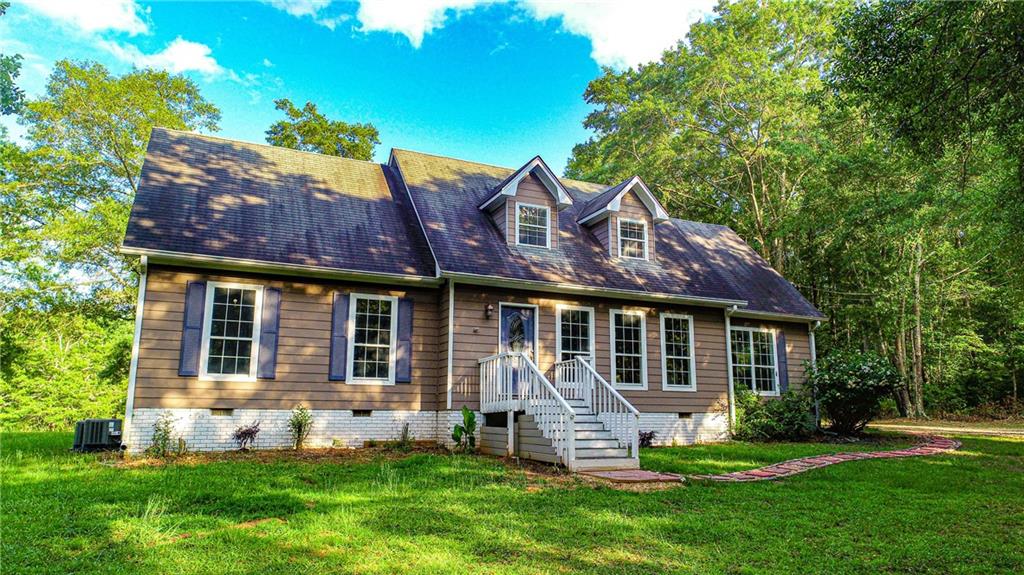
(637, 412, 729, 446)
(125, 407, 721, 453)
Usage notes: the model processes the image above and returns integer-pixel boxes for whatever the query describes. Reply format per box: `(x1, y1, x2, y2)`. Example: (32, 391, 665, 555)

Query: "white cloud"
(263, 58, 274, 67)
(259, 0, 349, 29)
(21, 0, 149, 35)
(520, 0, 716, 68)
(355, 0, 486, 47)
(99, 37, 224, 75)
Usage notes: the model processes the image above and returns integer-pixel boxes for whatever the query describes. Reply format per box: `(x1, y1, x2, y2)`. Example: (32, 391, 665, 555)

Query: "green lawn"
(2, 432, 1022, 574)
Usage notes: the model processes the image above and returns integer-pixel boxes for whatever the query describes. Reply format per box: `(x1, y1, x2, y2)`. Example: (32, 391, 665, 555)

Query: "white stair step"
(575, 439, 621, 449)
(573, 458, 640, 471)
(574, 430, 615, 440)
(573, 422, 606, 431)
(576, 447, 629, 459)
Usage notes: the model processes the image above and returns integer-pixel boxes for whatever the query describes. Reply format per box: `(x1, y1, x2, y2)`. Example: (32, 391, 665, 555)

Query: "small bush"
(733, 388, 814, 441)
(451, 406, 477, 452)
(394, 422, 414, 452)
(809, 349, 899, 435)
(145, 411, 176, 457)
(232, 421, 261, 450)
(638, 430, 657, 448)
(288, 405, 313, 449)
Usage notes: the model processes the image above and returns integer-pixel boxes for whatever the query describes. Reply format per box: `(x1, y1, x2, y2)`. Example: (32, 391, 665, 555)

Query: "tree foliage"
(568, 0, 1023, 416)
(0, 2, 25, 115)
(265, 98, 379, 160)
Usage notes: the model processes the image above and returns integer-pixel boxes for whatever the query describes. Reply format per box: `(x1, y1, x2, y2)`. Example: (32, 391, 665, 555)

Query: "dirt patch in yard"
(119, 444, 450, 468)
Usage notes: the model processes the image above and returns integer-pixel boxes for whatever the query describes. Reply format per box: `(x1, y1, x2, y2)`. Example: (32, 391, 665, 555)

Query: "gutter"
(119, 246, 443, 287)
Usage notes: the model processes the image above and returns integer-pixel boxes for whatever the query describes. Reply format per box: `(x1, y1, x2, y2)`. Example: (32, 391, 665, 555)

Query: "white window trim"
(617, 217, 648, 260)
(660, 313, 697, 391)
(514, 202, 551, 248)
(609, 309, 647, 390)
(730, 325, 780, 397)
(347, 293, 399, 386)
(497, 302, 540, 361)
(555, 304, 596, 364)
(198, 281, 264, 382)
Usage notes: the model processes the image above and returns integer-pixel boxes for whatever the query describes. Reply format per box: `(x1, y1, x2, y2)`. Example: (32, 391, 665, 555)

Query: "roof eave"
(729, 308, 829, 324)
(119, 246, 443, 286)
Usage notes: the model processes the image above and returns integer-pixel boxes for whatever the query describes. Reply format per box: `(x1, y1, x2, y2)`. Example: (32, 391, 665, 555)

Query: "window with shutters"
(199, 282, 264, 381)
(730, 326, 779, 396)
(660, 313, 696, 391)
(610, 309, 647, 389)
(347, 294, 398, 385)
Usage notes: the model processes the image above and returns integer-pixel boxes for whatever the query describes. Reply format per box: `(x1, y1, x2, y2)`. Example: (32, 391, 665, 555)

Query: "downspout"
(724, 305, 738, 431)
(122, 255, 148, 451)
(809, 320, 821, 430)
(446, 279, 455, 411)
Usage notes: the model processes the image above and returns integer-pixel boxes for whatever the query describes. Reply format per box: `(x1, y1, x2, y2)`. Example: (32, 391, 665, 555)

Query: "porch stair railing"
(479, 352, 577, 468)
(554, 356, 641, 459)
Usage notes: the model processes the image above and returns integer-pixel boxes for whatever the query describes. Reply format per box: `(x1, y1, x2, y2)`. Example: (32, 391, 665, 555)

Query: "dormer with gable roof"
(577, 176, 669, 262)
(478, 156, 572, 249)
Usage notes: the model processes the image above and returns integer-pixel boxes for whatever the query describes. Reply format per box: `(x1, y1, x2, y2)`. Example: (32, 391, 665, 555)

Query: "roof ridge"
(153, 127, 386, 168)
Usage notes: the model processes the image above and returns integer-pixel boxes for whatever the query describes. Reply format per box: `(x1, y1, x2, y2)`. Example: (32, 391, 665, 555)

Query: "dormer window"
(618, 218, 648, 259)
(516, 203, 550, 247)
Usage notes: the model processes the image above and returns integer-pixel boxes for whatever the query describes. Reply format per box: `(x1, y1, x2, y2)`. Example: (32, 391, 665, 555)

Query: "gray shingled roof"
(576, 177, 632, 222)
(122, 128, 436, 277)
(123, 129, 823, 319)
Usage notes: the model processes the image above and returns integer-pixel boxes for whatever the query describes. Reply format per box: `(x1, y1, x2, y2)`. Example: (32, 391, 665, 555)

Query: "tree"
(566, 0, 838, 274)
(265, 98, 379, 160)
(0, 2, 24, 115)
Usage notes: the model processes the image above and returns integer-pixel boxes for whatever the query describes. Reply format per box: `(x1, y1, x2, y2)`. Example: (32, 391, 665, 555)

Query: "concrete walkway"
(690, 436, 961, 482)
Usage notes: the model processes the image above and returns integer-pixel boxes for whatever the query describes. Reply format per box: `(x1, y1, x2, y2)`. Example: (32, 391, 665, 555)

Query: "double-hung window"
(516, 203, 550, 247)
(556, 305, 594, 363)
(661, 313, 696, 391)
(730, 327, 778, 395)
(618, 218, 647, 259)
(610, 310, 646, 388)
(200, 282, 263, 381)
(348, 294, 398, 385)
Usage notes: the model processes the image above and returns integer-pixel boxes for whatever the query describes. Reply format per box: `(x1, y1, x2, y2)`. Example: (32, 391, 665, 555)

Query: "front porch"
(476, 352, 640, 471)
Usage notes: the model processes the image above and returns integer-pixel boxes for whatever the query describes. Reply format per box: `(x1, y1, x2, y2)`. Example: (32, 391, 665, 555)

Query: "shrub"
(808, 349, 899, 435)
(451, 406, 477, 452)
(145, 411, 176, 457)
(733, 388, 814, 441)
(232, 421, 261, 450)
(288, 405, 313, 449)
(638, 430, 657, 448)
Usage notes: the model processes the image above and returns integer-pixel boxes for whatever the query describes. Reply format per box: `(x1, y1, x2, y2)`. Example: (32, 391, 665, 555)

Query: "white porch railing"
(555, 356, 641, 458)
(479, 352, 577, 468)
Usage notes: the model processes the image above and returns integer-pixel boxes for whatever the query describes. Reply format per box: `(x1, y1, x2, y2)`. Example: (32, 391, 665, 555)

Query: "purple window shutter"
(328, 293, 349, 381)
(776, 331, 789, 393)
(395, 298, 414, 383)
(178, 281, 207, 376)
(257, 288, 282, 379)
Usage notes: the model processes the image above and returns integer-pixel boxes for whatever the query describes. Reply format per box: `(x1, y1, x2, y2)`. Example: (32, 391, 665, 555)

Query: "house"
(120, 128, 825, 470)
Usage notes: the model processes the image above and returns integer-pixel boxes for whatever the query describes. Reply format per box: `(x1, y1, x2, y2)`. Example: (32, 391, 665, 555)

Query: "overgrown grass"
(2, 432, 1022, 574)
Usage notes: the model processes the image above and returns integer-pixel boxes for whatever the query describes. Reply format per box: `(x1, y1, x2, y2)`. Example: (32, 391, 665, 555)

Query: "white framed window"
(660, 313, 696, 391)
(515, 203, 550, 248)
(610, 309, 647, 389)
(348, 294, 398, 385)
(730, 326, 779, 396)
(618, 218, 648, 259)
(556, 304, 595, 363)
(199, 281, 264, 382)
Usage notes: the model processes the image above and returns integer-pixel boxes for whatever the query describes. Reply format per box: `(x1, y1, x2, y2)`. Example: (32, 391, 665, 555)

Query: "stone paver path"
(691, 436, 961, 482)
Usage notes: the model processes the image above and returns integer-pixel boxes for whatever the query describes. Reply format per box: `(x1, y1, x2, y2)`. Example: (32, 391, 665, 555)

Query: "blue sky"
(2, 1, 714, 174)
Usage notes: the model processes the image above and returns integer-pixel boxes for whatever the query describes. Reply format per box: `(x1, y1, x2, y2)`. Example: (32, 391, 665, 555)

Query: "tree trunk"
(894, 331, 911, 417)
(911, 240, 927, 418)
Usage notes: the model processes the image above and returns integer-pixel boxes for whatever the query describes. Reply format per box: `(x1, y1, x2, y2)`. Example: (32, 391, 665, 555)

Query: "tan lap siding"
(135, 266, 440, 411)
(449, 285, 730, 413)
(614, 189, 656, 261)
(504, 174, 558, 248)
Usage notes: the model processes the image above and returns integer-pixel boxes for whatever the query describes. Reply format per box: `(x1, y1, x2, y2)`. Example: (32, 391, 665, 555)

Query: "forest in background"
(2, 0, 1022, 429)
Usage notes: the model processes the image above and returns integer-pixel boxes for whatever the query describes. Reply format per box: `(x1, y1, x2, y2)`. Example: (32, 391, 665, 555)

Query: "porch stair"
(478, 353, 641, 472)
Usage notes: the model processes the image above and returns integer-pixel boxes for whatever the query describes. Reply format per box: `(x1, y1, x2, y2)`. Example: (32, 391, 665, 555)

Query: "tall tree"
(0, 2, 24, 115)
(265, 98, 379, 160)
(566, 0, 838, 273)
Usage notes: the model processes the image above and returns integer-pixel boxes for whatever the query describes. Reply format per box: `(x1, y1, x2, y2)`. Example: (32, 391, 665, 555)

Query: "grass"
(2, 432, 1023, 574)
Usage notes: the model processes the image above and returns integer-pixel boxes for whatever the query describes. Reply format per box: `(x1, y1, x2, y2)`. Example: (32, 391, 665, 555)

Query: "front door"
(500, 305, 536, 394)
